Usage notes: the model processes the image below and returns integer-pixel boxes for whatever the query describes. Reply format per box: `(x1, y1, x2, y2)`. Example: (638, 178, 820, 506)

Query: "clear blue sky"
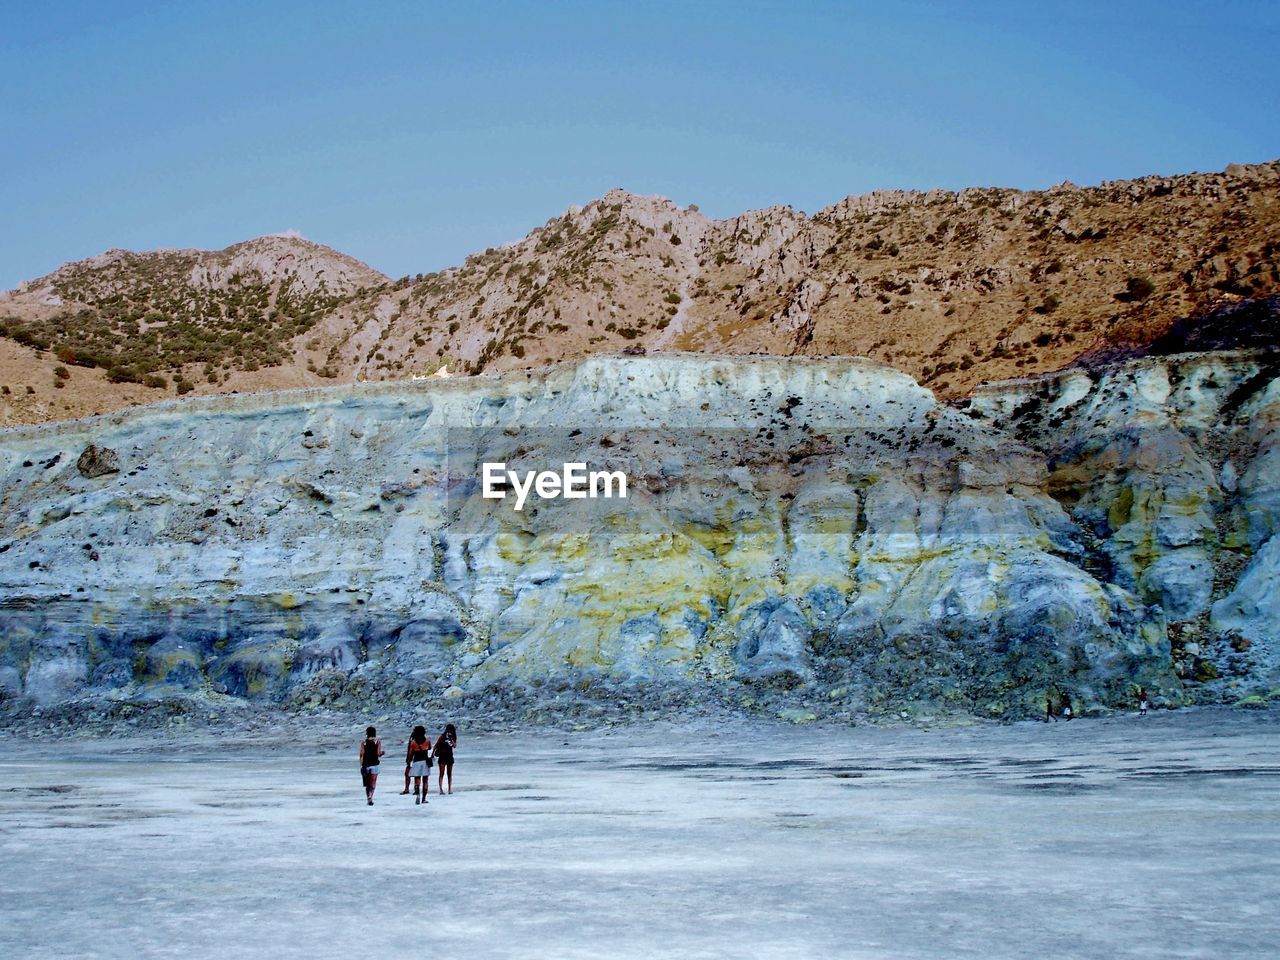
(2, 1, 1276, 290)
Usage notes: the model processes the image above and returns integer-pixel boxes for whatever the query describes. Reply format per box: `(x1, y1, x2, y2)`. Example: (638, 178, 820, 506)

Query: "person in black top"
(406, 725, 432, 806)
(401, 724, 416, 796)
(358, 726, 384, 805)
(434, 723, 457, 795)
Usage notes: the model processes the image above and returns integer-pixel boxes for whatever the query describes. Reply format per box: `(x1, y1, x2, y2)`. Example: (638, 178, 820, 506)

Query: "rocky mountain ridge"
(2, 161, 1276, 427)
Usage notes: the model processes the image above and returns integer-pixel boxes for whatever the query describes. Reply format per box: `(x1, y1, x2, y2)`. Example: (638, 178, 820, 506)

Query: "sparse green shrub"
(1117, 276, 1155, 302)
(107, 365, 141, 384)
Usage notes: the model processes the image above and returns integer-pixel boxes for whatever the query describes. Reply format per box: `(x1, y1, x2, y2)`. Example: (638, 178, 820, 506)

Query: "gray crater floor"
(2, 708, 1278, 959)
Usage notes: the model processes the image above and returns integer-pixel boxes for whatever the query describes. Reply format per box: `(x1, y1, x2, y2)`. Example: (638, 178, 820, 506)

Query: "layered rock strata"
(1, 352, 1275, 719)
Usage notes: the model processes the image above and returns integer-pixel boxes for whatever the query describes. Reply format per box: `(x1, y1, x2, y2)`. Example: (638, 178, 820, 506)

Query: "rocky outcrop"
(75, 444, 119, 478)
(967, 348, 1280, 696)
(1, 352, 1276, 720)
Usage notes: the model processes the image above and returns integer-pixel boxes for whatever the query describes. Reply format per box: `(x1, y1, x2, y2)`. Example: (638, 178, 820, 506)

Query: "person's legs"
(446, 762, 453, 794)
(402, 764, 411, 794)
(368, 771, 378, 803)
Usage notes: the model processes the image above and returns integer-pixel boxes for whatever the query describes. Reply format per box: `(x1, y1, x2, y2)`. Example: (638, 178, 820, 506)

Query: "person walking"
(1044, 694, 1057, 723)
(406, 725, 432, 805)
(401, 725, 415, 795)
(434, 723, 457, 795)
(1062, 695, 1073, 721)
(1138, 687, 1150, 717)
(359, 726, 384, 805)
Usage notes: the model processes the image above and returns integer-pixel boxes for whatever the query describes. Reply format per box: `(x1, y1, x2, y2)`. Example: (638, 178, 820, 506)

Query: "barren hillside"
(2, 161, 1277, 426)
(327, 161, 1277, 392)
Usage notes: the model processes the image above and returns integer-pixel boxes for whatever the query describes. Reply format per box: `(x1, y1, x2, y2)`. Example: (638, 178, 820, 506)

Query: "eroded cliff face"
(0, 353, 1275, 721)
(968, 350, 1280, 698)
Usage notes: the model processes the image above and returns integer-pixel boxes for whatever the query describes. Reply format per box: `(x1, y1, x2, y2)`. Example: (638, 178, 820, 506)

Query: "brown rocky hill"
(2, 162, 1277, 426)
(0, 236, 386, 425)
